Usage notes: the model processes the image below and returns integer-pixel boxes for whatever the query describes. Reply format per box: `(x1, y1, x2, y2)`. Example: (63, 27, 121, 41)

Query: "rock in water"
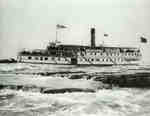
(42, 88, 95, 94)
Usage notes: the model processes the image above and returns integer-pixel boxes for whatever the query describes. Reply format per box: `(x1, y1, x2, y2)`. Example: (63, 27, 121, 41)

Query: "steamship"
(17, 28, 142, 65)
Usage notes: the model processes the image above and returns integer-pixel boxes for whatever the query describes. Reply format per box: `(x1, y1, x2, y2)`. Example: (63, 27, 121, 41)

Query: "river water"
(0, 63, 150, 116)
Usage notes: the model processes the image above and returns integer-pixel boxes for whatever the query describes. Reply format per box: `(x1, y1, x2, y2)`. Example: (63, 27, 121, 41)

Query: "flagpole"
(103, 33, 108, 46)
(56, 26, 58, 43)
(55, 24, 67, 43)
(139, 36, 148, 65)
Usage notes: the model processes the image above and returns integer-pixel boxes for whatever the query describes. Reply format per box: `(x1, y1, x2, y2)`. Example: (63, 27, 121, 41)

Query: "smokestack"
(91, 28, 95, 48)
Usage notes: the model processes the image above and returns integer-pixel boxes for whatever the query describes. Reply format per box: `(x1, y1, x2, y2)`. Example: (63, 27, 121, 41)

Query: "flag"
(104, 33, 109, 37)
(56, 24, 67, 29)
(140, 36, 147, 43)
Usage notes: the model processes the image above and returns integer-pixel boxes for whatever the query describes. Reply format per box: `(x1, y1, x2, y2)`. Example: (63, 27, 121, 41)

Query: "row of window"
(79, 58, 124, 62)
(27, 56, 68, 61)
(86, 52, 138, 57)
(28, 56, 124, 62)
(28, 56, 48, 61)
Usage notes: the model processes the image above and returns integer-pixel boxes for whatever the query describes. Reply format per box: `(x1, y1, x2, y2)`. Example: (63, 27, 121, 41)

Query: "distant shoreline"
(0, 58, 17, 63)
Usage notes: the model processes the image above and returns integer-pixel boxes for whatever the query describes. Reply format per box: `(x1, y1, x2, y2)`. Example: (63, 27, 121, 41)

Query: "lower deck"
(17, 55, 140, 65)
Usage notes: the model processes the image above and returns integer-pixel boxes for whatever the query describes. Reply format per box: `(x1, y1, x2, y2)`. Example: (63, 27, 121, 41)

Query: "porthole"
(45, 57, 48, 60)
(28, 56, 32, 60)
(135, 53, 137, 56)
(106, 59, 109, 62)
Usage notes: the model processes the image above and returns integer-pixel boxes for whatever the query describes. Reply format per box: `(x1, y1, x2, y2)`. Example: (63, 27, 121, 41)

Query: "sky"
(0, 0, 150, 64)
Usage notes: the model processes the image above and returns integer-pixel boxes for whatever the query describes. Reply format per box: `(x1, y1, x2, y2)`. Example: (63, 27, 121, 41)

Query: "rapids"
(0, 63, 150, 116)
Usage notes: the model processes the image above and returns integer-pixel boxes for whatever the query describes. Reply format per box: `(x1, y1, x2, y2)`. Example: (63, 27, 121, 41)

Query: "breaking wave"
(0, 63, 150, 74)
(0, 64, 35, 72)
(0, 88, 150, 116)
(1, 63, 150, 116)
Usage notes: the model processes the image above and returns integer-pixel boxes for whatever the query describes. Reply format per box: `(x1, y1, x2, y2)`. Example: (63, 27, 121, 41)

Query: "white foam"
(0, 88, 146, 116)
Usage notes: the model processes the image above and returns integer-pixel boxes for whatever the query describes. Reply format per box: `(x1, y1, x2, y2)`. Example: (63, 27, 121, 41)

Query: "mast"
(55, 27, 58, 43)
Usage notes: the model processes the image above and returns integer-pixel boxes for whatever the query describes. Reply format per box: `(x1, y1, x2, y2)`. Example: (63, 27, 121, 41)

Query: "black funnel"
(91, 28, 95, 48)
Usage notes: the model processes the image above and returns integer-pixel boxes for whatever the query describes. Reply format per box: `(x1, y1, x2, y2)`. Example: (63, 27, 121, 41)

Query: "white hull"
(17, 55, 140, 65)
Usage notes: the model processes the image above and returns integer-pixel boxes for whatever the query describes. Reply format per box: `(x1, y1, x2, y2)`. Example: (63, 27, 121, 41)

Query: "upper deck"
(19, 44, 141, 57)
